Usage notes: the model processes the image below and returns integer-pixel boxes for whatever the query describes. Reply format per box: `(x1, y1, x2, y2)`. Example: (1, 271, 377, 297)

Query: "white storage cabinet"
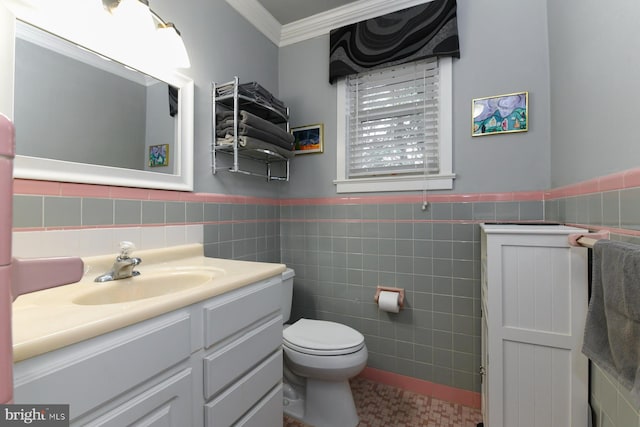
(480, 224, 588, 427)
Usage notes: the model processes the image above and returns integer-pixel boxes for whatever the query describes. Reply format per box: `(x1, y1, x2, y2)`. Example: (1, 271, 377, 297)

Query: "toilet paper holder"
(374, 286, 405, 309)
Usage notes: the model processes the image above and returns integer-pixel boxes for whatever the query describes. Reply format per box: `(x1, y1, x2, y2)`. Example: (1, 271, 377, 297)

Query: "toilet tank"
(281, 268, 295, 324)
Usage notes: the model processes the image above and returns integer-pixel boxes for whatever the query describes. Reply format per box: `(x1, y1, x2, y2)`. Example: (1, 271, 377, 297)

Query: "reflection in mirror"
(14, 20, 176, 174)
(8, 9, 194, 191)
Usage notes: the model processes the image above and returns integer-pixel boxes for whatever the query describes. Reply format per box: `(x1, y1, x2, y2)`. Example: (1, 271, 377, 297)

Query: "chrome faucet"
(94, 241, 142, 282)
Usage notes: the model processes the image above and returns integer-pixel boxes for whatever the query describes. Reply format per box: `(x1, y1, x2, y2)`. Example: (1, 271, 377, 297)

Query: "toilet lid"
(283, 319, 365, 356)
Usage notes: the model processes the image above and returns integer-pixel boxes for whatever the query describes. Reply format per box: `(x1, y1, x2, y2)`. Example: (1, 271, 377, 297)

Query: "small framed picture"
(149, 144, 169, 167)
(472, 92, 528, 136)
(292, 124, 324, 154)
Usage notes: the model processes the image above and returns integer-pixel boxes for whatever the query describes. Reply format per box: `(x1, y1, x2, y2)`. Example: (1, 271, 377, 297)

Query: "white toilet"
(281, 268, 368, 427)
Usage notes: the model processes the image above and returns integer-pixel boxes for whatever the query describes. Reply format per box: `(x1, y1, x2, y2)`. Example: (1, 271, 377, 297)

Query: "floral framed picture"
(292, 124, 324, 154)
(472, 92, 528, 136)
(149, 144, 169, 167)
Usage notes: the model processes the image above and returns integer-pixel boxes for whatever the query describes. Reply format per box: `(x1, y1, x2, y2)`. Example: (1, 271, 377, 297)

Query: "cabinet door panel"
(83, 369, 192, 427)
(503, 342, 571, 427)
(14, 312, 191, 421)
(501, 245, 571, 333)
(480, 225, 588, 427)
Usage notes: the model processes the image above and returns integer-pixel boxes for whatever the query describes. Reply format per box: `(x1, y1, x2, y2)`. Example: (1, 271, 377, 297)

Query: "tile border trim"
(563, 223, 640, 238)
(280, 191, 545, 205)
(13, 219, 281, 233)
(13, 179, 280, 205)
(545, 167, 640, 200)
(358, 366, 481, 409)
(14, 179, 547, 204)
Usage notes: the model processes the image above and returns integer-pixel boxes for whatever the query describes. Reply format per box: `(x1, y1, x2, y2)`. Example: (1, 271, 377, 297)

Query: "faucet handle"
(119, 241, 136, 258)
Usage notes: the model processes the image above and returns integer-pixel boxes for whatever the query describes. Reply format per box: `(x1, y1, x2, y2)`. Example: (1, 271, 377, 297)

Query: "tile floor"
(283, 376, 482, 427)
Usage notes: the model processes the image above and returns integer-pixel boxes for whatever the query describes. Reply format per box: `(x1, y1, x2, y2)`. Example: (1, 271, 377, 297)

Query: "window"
(335, 57, 454, 193)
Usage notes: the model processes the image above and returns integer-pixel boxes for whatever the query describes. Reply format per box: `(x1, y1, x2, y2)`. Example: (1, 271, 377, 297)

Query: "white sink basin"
(73, 268, 222, 305)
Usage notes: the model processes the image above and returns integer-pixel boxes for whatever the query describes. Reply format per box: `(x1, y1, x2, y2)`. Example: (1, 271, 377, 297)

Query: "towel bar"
(568, 230, 610, 248)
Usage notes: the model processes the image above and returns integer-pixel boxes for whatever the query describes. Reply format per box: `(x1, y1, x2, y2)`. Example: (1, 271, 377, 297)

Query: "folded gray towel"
(217, 123, 294, 151)
(216, 135, 294, 159)
(215, 82, 288, 118)
(217, 110, 294, 148)
(583, 239, 640, 404)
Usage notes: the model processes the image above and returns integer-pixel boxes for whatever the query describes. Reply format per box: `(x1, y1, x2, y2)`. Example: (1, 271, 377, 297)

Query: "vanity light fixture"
(155, 21, 191, 69)
(108, 0, 155, 35)
(101, 0, 190, 68)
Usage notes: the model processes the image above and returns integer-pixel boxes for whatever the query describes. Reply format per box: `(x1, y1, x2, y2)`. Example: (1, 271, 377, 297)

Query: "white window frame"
(334, 57, 455, 193)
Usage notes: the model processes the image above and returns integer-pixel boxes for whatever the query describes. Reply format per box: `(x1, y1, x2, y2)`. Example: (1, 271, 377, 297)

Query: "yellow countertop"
(12, 244, 286, 362)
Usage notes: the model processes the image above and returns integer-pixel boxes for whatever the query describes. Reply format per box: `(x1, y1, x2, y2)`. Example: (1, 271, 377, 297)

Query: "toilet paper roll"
(378, 290, 400, 313)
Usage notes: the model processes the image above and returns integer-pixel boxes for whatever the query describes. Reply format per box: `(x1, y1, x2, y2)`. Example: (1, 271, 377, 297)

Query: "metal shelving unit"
(211, 77, 290, 181)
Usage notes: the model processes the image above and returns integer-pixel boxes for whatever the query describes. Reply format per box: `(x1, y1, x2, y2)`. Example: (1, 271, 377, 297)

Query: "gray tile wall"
(203, 203, 280, 262)
(14, 192, 556, 395)
(280, 200, 544, 393)
(551, 191, 640, 426)
(13, 195, 281, 262)
(545, 187, 640, 231)
(15, 185, 640, 412)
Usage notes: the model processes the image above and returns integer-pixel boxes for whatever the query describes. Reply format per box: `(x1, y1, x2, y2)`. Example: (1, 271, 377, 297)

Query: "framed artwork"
(292, 124, 324, 154)
(149, 144, 169, 167)
(472, 92, 528, 136)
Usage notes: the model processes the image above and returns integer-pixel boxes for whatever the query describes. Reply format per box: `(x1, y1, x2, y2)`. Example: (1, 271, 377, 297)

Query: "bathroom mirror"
(8, 3, 194, 191)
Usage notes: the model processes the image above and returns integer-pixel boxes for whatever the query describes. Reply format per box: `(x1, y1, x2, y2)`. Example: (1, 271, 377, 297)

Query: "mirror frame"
(4, 0, 194, 191)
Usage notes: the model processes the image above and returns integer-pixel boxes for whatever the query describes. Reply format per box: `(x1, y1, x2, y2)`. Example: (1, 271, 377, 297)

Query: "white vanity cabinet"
(200, 276, 283, 427)
(480, 224, 589, 427)
(14, 310, 194, 426)
(13, 276, 284, 427)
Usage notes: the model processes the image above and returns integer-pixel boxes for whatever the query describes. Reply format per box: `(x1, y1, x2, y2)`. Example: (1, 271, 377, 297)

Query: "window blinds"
(346, 58, 440, 178)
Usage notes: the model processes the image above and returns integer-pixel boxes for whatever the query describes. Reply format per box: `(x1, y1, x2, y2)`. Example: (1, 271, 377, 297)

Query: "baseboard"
(358, 367, 481, 409)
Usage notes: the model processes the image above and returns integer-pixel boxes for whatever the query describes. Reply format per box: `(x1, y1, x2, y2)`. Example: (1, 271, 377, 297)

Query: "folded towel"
(216, 135, 294, 159)
(217, 122, 294, 151)
(582, 239, 640, 404)
(215, 82, 288, 117)
(216, 110, 295, 150)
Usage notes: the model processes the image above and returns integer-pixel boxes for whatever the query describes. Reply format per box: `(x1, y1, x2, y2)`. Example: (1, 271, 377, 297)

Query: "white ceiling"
(255, 0, 360, 25)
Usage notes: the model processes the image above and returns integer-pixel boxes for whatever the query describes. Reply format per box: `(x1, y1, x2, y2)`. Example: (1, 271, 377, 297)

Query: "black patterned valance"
(329, 0, 460, 84)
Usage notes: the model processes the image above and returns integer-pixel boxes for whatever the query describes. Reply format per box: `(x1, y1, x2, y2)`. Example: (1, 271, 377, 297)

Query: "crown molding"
(224, 0, 282, 46)
(227, 0, 433, 47)
(279, 0, 432, 47)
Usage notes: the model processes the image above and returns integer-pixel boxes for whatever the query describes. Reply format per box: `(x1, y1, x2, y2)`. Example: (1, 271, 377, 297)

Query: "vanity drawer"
(203, 315, 282, 400)
(14, 311, 192, 421)
(205, 350, 282, 427)
(203, 276, 281, 349)
(235, 383, 283, 427)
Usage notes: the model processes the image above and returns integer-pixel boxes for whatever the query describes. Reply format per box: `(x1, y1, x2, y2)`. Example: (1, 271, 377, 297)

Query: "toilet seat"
(283, 319, 365, 356)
